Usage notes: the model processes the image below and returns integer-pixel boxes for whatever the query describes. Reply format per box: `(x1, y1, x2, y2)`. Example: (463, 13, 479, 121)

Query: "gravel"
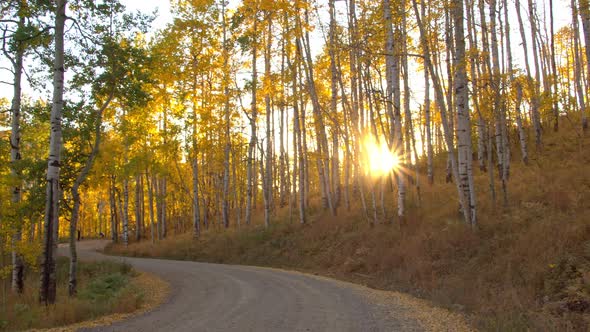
(63, 241, 471, 332)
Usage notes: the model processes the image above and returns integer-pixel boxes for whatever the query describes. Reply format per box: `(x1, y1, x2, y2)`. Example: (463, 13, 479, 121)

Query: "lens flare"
(361, 135, 400, 177)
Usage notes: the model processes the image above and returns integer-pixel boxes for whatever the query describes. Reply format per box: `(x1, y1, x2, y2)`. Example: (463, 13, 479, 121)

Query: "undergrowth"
(0, 257, 143, 331)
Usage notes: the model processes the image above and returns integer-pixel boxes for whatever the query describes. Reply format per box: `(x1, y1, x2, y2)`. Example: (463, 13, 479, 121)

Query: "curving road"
(64, 241, 427, 332)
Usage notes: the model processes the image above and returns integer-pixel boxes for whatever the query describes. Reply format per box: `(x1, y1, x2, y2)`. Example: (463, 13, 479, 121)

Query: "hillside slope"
(108, 125, 590, 331)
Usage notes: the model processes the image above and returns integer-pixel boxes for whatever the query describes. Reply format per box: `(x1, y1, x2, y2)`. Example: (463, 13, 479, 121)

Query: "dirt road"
(64, 241, 465, 332)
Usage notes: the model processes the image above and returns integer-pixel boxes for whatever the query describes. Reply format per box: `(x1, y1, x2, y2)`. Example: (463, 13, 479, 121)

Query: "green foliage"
(79, 272, 129, 302)
(78, 259, 135, 279)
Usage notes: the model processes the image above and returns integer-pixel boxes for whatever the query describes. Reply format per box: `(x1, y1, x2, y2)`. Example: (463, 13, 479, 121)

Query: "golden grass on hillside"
(108, 120, 590, 331)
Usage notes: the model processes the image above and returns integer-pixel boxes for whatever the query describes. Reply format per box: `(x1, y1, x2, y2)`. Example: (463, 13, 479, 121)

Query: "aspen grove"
(1, 0, 590, 327)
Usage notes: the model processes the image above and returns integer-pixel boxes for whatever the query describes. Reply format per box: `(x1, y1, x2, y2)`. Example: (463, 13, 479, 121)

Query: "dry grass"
(32, 272, 170, 332)
(0, 258, 145, 331)
(108, 120, 590, 331)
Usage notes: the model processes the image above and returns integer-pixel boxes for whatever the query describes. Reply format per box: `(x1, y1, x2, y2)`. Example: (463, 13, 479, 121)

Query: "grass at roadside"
(0, 257, 144, 331)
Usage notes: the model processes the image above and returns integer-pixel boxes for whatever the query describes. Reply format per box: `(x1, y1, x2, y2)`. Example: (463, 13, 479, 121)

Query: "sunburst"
(361, 135, 401, 178)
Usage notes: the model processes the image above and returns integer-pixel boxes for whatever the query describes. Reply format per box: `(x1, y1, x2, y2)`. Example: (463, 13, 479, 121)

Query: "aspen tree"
(135, 175, 142, 241)
(147, 173, 155, 243)
(222, 0, 231, 229)
(412, 0, 473, 225)
(245, 4, 258, 226)
(489, 0, 510, 205)
(286, 13, 306, 224)
(579, 0, 590, 129)
(528, 0, 544, 148)
(465, 0, 487, 173)
(263, 9, 272, 228)
(503, 0, 529, 164)
(453, 0, 477, 225)
(8, 12, 25, 295)
(192, 103, 201, 237)
(549, 0, 559, 131)
(383, 0, 402, 221)
(69, 93, 114, 296)
(299, 9, 336, 216)
(572, 0, 588, 129)
(328, 0, 341, 209)
(40, 0, 66, 305)
(110, 176, 118, 242)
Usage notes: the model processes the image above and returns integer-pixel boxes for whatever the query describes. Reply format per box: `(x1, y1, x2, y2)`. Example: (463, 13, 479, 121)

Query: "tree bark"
(412, 0, 473, 226)
(69, 93, 113, 296)
(245, 11, 258, 226)
(221, 0, 231, 229)
(110, 176, 118, 242)
(122, 178, 129, 245)
(264, 12, 272, 228)
(384, 0, 405, 220)
(9, 15, 25, 294)
(549, 0, 559, 132)
(155, 177, 162, 240)
(299, 10, 336, 216)
(192, 154, 201, 238)
(328, 0, 341, 209)
(453, 0, 477, 225)
(579, 0, 590, 129)
(135, 175, 142, 241)
(161, 109, 168, 238)
(504, 0, 528, 164)
(528, 0, 544, 148)
(490, 0, 510, 206)
(40, 0, 66, 305)
(423, 21, 434, 185)
(288, 29, 306, 225)
(573, 0, 588, 130)
(146, 173, 155, 244)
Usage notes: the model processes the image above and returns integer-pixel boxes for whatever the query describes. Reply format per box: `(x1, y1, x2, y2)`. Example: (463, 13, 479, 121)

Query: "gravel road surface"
(61, 241, 466, 332)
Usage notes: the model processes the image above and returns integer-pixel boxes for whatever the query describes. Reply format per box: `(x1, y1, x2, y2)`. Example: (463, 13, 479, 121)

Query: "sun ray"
(361, 135, 401, 178)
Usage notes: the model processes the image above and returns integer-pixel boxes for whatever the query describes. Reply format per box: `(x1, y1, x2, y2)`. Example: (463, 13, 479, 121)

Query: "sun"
(362, 135, 400, 178)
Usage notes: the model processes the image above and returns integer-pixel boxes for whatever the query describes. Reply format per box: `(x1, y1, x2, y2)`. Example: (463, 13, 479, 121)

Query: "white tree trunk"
(109, 176, 118, 242)
(221, 0, 231, 229)
(69, 93, 113, 296)
(259, 141, 270, 228)
(161, 181, 167, 235)
(453, 0, 477, 226)
(146, 173, 155, 244)
(264, 14, 272, 228)
(384, 0, 405, 220)
(10, 16, 24, 294)
(328, 0, 341, 209)
(123, 178, 129, 245)
(192, 153, 201, 238)
(412, 0, 473, 226)
(572, 0, 588, 130)
(288, 34, 306, 225)
(579, 0, 590, 129)
(490, 0, 510, 206)
(40, 0, 66, 305)
(299, 11, 336, 216)
(528, 0, 543, 148)
(155, 177, 162, 240)
(424, 45, 433, 185)
(245, 14, 258, 226)
(135, 175, 142, 241)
